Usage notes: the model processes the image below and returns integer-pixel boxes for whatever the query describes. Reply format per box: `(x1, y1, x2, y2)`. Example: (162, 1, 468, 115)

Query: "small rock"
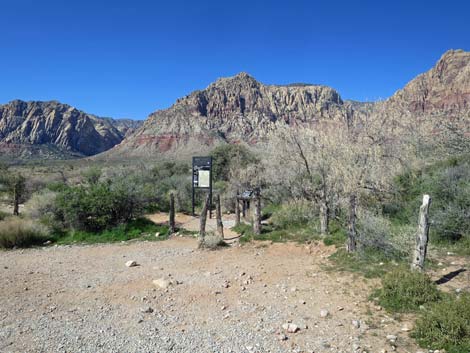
(401, 324, 411, 332)
(281, 323, 299, 333)
(352, 320, 361, 329)
(337, 306, 344, 311)
(140, 307, 153, 313)
(278, 333, 288, 341)
(125, 260, 138, 268)
(320, 309, 329, 318)
(386, 334, 397, 343)
(153, 278, 171, 289)
(155, 232, 160, 237)
(290, 287, 297, 292)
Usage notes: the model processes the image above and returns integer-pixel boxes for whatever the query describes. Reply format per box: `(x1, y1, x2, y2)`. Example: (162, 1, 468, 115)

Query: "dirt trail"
(0, 237, 427, 353)
(147, 212, 241, 241)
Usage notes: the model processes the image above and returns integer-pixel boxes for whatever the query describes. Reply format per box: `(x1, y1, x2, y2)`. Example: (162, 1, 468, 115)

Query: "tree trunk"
(169, 192, 176, 234)
(411, 195, 432, 271)
(346, 194, 357, 252)
(235, 195, 240, 227)
(198, 193, 211, 247)
(13, 182, 19, 216)
(319, 200, 329, 236)
(215, 194, 224, 241)
(253, 190, 261, 236)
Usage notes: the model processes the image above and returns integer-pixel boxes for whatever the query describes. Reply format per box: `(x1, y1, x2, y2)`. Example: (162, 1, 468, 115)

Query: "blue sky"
(0, 0, 468, 119)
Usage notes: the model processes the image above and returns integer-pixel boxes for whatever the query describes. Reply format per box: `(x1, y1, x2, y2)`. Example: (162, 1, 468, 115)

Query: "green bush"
(0, 217, 49, 248)
(357, 212, 409, 260)
(386, 155, 470, 246)
(0, 210, 8, 221)
(413, 294, 470, 353)
(210, 144, 258, 181)
(270, 200, 316, 229)
(377, 268, 441, 312)
(24, 190, 57, 225)
(53, 218, 168, 244)
(55, 179, 147, 232)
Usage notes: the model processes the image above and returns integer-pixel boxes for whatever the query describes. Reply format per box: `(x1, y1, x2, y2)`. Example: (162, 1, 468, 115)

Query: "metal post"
(192, 157, 195, 216)
(209, 157, 213, 219)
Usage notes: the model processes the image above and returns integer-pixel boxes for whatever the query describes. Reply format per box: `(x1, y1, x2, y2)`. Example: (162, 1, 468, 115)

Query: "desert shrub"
(0, 210, 8, 221)
(199, 232, 227, 249)
(55, 179, 147, 232)
(270, 200, 316, 229)
(53, 218, 168, 244)
(413, 294, 470, 353)
(143, 162, 192, 212)
(0, 217, 49, 248)
(81, 167, 102, 185)
(24, 190, 57, 221)
(377, 268, 441, 312)
(210, 144, 258, 181)
(387, 155, 470, 245)
(357, 211, 408, 260)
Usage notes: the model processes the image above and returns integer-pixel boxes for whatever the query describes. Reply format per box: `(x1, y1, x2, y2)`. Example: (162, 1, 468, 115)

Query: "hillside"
(105, 50, 469, 159)
(106, 72, 350, 157)
(0, 100, 142, 160)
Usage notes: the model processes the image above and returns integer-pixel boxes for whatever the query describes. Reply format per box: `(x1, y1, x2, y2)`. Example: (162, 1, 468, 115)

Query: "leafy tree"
(210, 144, 257, 182)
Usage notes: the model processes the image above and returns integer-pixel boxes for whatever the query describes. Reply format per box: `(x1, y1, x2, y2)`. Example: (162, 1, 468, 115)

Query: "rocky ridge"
(0, 100, 142, 159)
(110, 72, 351, 156)
(109, 49, 470, 158)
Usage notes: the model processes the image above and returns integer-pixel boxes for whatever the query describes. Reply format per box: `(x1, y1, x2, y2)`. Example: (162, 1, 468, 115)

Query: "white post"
(411, 194, 432, 271)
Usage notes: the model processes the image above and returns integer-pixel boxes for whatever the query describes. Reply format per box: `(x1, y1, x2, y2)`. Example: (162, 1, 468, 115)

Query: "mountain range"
(1, 49, 468, 161)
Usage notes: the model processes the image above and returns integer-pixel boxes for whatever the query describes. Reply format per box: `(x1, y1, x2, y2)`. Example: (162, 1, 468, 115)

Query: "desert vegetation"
(0, 108, 469, 352)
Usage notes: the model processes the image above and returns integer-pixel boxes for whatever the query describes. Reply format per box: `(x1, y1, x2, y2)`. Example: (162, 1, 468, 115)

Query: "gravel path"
(1, 238, 420, 353)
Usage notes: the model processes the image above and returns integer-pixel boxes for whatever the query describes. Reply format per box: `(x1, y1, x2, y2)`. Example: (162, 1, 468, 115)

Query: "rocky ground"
(1, 214, 468, 353)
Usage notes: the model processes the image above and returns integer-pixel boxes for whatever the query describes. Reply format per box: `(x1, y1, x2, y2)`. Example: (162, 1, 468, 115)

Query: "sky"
(0, 0, 469, 120)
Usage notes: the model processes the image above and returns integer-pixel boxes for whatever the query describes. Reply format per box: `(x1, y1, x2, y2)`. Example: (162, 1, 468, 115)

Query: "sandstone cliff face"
(0, 100, 142, 158)
(112, 73, 350, 156)
(386, 50, 470, 114)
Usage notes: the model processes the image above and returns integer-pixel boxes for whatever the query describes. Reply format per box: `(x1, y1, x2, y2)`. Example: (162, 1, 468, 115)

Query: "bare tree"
(265, 124, 340, 236)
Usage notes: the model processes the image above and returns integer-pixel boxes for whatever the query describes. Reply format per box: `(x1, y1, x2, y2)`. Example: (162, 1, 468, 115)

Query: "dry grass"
(0, 217, 49, 248)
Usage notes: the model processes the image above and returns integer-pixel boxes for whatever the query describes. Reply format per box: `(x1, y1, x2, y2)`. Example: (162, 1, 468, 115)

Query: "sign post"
(192, 156, 213, 218)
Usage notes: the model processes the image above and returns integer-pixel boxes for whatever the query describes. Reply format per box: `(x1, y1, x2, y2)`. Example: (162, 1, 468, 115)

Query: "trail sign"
(192, 156, 213, 216)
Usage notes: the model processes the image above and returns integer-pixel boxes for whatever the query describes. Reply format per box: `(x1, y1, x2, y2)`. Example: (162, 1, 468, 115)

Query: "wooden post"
(198, 193, 210, 247)
(235, 195, 240, 227)
(346, 194, 357, 252)
(320, 201, 329, 236)
(242, 200, 247, 219)
(253, 189, 261, 236)
(215, 194, 224, 241)
(411, 195, 432, 271)
(169, 192, 176, 235)
(13, 182, 19, 216)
